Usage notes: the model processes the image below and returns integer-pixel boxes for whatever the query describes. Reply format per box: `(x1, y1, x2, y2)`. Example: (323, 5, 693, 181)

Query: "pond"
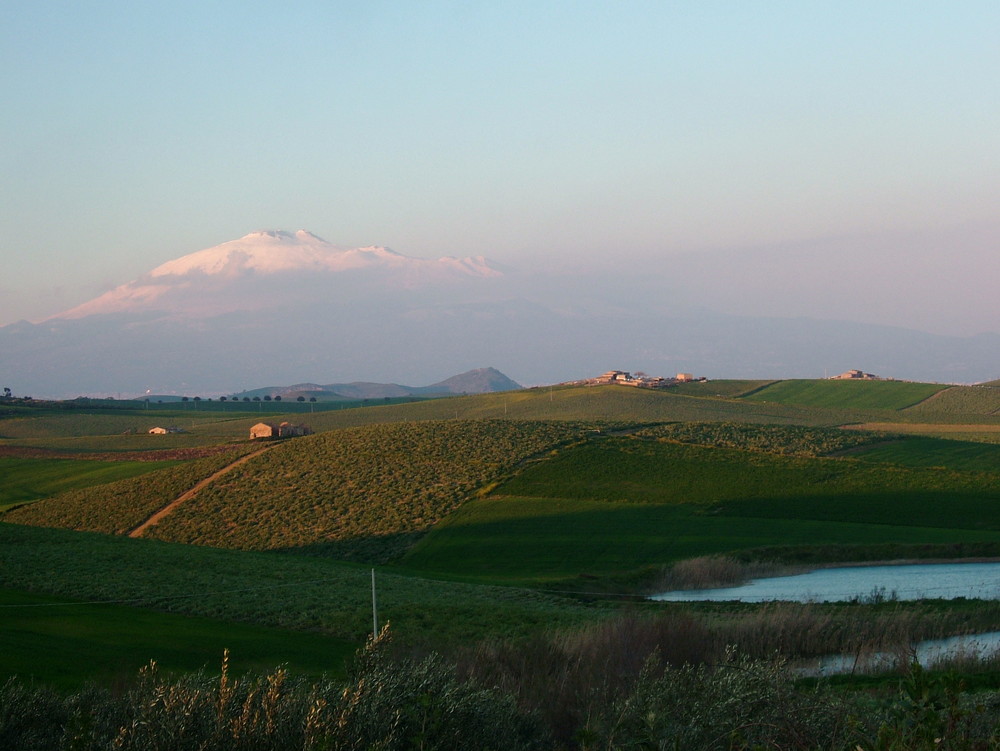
(651, 561, 1000, 603)
(793, 630, 1000, 676)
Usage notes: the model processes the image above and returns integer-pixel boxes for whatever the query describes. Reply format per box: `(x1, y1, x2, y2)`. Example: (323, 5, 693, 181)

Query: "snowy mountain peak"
(49, 230, 505, 320)
(240, 229, 327, 243)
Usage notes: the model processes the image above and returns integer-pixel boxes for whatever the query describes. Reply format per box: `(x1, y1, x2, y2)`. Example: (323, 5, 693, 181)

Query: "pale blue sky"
(2, 1, 999, 328)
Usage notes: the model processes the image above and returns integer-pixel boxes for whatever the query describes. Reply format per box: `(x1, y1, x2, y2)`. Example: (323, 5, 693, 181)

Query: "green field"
(5, 445, 258, 533)
(743, 379, 947, 410)
(663, 379, 776, 398)
(902, 384, 1000, 417)
(402, 495, 1000, 585)
(0, 457, 178, 511)
(849, 435, 1000, 471)
(403, 436, 1000, 584)
(0, 523, 604, 647)
(1, 588, 355, 690)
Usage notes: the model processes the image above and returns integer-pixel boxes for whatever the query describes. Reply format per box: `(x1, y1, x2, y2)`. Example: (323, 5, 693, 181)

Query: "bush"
(580, 647, 853, 750)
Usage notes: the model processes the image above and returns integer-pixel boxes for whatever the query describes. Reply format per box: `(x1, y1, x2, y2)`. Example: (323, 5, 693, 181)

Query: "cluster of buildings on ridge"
(573, 370, 707, 389)
(829, 369, 884, 380)
(578, 368, 888, 387)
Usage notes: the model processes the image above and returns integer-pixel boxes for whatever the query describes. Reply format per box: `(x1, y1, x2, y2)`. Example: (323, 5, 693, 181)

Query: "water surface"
(795, 630, 1000, 676)
(652, 562, 1000, 603)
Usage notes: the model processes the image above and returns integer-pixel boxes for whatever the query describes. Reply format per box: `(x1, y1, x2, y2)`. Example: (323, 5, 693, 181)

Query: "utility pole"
(371, 568, 378, 637)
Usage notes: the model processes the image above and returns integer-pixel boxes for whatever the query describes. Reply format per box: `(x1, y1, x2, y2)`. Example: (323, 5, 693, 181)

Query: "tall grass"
(5, 621, 1000, 749)
(0, 632, 538, 751)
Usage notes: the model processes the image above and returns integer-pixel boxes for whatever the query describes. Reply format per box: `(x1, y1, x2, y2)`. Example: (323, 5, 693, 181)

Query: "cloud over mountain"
(54, 230, 503, 321)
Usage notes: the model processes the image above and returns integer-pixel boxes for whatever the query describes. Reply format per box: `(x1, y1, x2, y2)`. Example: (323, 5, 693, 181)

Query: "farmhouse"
(594, 370, 633, 384)
(250, 422, 279, 439)
(250, 421, 313, 440)
(831, 369, 881, 380)
(278, 421, 313, 438)
(148, 426, 183, 434)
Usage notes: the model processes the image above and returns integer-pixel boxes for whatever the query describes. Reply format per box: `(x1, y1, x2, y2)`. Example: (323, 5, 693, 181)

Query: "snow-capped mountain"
(53, 230, 503, 320)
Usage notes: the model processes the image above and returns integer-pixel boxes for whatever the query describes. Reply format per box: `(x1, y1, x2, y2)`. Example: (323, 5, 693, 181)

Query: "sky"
(2, 1, 999, 330)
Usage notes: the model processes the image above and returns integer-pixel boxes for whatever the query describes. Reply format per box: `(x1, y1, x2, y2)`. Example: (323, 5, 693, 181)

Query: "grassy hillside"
(901, 385, 1000, 417)
(5, 446, 258, 532)
(404, 435, 1000, 584)
(495, 438, 1000, 529)
(0, 523, 603, 646)
(632, 422, 887, 456)
(7, 382, 1000, 701)
(8, 420, 588, 562)
(142, 420, 583, 561)
(297, 384, 883, 430)
(743, 379, 946, 410)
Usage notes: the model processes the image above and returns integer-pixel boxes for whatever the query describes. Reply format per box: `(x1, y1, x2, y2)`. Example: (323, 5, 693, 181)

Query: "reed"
(651, 555, 791, 591)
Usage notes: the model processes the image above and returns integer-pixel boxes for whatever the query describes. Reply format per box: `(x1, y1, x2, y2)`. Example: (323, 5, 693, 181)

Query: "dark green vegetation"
(0, 588, 354, 691)
(849, 435, 1000, 471)
(4, 378, 1000, 747)
(5, 625, 1000, 750)
(633, 421, 888, 455)
(0, 522, 603, 650)
(406, 436, 1000, 585)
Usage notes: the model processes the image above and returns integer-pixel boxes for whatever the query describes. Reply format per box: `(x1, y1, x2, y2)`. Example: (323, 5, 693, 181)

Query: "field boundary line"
(733, 381, 780, 399)
(900, 385, 954, 412)
(127, 445, 274, 538)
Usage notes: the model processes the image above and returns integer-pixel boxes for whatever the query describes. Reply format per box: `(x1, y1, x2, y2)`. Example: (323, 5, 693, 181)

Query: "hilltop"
(230, 367, 521, 401)
(8, 376, 1000, 577)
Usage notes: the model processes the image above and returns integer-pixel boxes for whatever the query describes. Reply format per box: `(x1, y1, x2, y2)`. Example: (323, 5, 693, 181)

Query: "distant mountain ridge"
(3, 229, 999, 398)
(231, 368, 521, 401)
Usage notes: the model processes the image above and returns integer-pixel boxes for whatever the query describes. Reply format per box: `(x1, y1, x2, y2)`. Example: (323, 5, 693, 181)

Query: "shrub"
(580, 647, 853, 750)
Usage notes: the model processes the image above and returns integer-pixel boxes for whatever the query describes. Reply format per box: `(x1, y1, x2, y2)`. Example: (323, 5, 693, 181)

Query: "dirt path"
(128, 446, 272, 538)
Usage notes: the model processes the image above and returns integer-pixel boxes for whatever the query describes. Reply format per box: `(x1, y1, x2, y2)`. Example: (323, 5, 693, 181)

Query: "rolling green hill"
(6, 377, 1000, 695)
(741, 379, 947, 410)
(403, 434, 1000, 585)
(7, 420, 587, 563)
